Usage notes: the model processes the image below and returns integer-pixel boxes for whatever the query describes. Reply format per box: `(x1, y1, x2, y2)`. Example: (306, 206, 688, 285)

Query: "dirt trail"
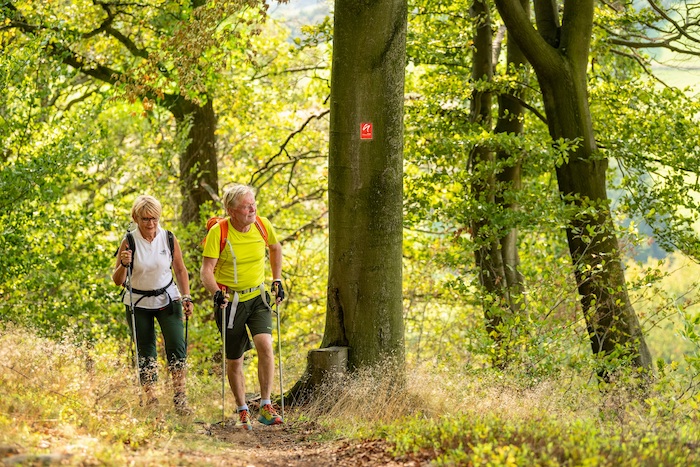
(1, 419, 427, 466)
(167, 420, 424, 466)
(1, 409, 427, 466)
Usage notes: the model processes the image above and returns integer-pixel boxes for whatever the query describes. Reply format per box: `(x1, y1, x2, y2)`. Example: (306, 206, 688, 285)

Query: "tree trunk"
(494, 0, 653, 375)
(171, 99, 219, 225)
(544, 72, 651, 371)
(471, 0, 531, 367)
(492, 0, 529, 317)
(287, 0, 407, 404)
(469, 0, 512, 366)
(321, 0, 407, 371)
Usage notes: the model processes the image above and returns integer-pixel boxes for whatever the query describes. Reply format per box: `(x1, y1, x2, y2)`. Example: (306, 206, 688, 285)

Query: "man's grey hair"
(222, 184, 255, 211)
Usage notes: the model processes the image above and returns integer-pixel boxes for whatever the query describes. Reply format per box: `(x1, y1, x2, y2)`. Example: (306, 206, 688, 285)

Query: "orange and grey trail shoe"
(258, 403, 283, 425)
(236, 409, 253, 431)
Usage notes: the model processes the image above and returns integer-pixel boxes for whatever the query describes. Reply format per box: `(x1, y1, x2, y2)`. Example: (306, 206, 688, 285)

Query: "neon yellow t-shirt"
(203, 216, 277, 300)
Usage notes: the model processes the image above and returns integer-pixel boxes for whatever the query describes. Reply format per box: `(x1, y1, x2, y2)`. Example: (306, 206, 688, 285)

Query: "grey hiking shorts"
(214, 292, 273, 360)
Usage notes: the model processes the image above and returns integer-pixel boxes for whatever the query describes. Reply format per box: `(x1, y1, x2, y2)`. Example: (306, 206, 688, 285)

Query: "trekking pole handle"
(272, 279, 284, 304)
(120, 247, 133, 269)
(213, 290, 226, 308)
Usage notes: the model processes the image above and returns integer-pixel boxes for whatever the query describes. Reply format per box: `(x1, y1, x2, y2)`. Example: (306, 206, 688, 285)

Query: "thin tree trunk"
(470, 0, 515, 367)
(493, 0, 529, 317)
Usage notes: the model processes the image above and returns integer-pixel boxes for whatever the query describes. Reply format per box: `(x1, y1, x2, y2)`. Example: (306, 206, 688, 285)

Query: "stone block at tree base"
(307, 346, 349, 386)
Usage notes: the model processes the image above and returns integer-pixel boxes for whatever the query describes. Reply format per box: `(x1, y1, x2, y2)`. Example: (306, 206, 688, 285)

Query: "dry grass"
(0, 325, 199, 464)
(295, 358, 700, 465)
(299, 358, 595, 436)
(3, 323, 700, 466)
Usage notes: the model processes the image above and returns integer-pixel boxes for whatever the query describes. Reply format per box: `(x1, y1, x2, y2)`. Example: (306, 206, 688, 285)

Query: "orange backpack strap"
(217, 218, 228, 253)
(254, 215, 269, 246)
(204, 217, 229, 254)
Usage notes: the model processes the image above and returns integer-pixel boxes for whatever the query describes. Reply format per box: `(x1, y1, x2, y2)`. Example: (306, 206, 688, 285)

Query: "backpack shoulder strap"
(166, 230, 174, 264)
(126, 232, 136, 256)
(254, 215, 269, 247)
(218, 218, 229, 253)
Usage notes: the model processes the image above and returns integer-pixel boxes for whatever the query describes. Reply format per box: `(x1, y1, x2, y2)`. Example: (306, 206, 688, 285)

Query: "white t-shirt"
(122, 226, 181, 309)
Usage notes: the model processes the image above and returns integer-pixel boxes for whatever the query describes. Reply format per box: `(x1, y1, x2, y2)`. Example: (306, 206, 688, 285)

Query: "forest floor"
(2, 411, 428, 466)
(1, 325, 433, 466)
(177, 418, 424, 467)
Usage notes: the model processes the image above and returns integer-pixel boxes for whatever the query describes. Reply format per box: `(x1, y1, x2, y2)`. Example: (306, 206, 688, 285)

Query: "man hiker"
(201, 183, 285, 430)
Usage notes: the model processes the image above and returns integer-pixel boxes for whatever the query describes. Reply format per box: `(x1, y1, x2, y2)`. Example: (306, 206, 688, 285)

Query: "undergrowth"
(3, 323, 700, 466)
(300, 361, 700, 465)
(0, 324, 236, 465)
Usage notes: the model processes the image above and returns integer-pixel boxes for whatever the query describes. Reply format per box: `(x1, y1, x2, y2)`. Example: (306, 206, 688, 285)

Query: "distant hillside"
(269, 0, 332, 36)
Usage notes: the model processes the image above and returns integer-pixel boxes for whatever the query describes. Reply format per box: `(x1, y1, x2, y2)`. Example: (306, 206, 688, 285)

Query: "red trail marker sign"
(360, 122, 373, 140)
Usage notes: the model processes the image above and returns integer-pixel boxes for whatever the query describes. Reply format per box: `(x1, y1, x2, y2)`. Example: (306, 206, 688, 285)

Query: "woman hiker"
(112, 195, 194, 415)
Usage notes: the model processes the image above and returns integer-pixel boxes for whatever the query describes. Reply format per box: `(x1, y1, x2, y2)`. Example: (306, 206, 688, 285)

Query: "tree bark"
(470, 0, 530, 367)
(170, 98, 219, 225)
(492, 0, 529, 318)
(469, 0, 512, 365)
(322, 0, 407, 370)
(287, 0, 407, 404)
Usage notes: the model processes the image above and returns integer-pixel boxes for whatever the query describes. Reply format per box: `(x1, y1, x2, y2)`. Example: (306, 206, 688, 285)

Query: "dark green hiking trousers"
(124, 300, 186, 385)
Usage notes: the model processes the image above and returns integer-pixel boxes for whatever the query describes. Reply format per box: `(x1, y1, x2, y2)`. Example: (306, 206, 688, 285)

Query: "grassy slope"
(2, 323, 700, 466)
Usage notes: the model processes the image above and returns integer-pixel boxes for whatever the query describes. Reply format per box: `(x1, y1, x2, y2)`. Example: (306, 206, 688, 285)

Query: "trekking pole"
(274, 299, 284, 419)
(185, 315, 189, 350)
(126, 250, 140, 389)
(221, 297, 226, 427)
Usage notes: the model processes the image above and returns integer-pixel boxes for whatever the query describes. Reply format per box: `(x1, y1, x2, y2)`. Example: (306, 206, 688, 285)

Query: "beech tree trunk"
(321, 0, 407, 370)
(469, 0, 510, 363)
(493, 0, 529, 318)
(287, 0, 407, 404)
(470, 0, 528, 367)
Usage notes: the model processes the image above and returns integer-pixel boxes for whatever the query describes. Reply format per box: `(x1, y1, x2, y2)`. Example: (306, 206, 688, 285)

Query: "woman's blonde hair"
(131, 195, 162, 221)
(222, 184, 255, 211)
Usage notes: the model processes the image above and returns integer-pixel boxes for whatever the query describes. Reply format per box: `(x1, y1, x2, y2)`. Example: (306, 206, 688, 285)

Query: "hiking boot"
(141, 396, 159, 408)
(174, 393, 193, 416)
(257, 403, 283, 425)
(236, 409, 253, 431)
(175, 403, 193, 416)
